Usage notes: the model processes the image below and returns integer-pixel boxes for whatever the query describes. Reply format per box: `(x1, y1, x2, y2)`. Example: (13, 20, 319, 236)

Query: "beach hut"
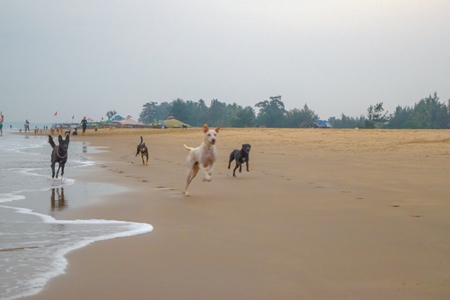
(160, 118, 191, 128)
(113, 115, 125, 121)
(313, 121, 332, 128)
(119, 118, 146, 128)
(148, 118, 191, 128)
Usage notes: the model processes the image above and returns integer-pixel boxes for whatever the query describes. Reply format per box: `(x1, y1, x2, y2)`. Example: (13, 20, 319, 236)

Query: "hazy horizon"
(2, 1, 450, 123)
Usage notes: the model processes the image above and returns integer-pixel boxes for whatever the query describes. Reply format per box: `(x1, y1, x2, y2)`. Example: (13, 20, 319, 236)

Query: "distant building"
(313, 121, 332, 128)
(113, 115, 125, 121)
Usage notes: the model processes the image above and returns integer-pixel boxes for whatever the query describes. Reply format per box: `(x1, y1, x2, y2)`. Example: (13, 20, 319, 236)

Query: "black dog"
(48, 134, 70, 178)
(228, 143, 251, 177)
(135, 136, 149, 166)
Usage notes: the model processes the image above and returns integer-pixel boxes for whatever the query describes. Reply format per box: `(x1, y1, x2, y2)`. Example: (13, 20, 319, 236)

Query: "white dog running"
(183, 124, 220, 197)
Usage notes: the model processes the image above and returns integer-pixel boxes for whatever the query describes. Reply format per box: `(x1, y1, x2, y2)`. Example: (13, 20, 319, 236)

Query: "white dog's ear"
(215, 127, 221, 133)
(203, 124, 209, 133)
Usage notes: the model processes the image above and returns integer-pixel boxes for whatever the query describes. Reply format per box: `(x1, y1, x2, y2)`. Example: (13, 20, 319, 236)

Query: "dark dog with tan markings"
(136, 136, 149, 166)
(228, 143, 251, 177)
(48, 134, 70, 178)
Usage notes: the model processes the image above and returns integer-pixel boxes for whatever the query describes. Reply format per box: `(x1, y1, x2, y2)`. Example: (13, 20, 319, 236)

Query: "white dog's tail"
(183, 144, 194, 151)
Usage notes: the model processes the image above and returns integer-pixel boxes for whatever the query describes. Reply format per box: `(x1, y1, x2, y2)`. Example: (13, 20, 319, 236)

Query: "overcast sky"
(1, 0, 450, 124)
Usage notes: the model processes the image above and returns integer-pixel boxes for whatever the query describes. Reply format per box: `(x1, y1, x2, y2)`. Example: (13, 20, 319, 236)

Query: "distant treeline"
(136, 93, 450, 129)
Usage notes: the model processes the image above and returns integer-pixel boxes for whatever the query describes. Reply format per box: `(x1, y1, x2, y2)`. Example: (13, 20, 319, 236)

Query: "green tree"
(255, 95, 286, 127)
(156, 102, 170, 121)
(138, 102, 158, 124)
(106, 110, 117, 120)
(189, 99, 208, 127)
(226, 103, 241, 127)
(231, 105, 256, 127)
(388, 105, 413, 128)
(366, 102, 389, 128)
(410, 93, 449, 128)
(168, 98, 189, 122)
(207, 99, 227, 127)
(284, 104, 318, 127)
(328, 114, 366, 128)
(184, 100, 201, 126)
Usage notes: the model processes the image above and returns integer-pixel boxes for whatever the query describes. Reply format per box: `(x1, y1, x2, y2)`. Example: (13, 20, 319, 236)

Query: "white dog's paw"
(203, 176, 212, 182)
(184, 191, 191, 197)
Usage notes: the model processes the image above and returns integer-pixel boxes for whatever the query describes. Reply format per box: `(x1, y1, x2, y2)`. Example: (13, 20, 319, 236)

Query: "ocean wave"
(0, 206, 153, 300)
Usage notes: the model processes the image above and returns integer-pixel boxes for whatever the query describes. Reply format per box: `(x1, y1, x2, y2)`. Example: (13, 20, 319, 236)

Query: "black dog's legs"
(51, 162, 56, 178)
(141, 154, 148, 165)
(233, 162, 240, 177)
(60, 163, 65, 177)
(56, 163, 61, 178)
(135, 145, 140, 157)
(232, 157, 249, 177)
(228, 153, 235, 169)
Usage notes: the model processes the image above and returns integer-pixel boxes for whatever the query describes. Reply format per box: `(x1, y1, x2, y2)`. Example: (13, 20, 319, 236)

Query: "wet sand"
(24, 128, 450, 299)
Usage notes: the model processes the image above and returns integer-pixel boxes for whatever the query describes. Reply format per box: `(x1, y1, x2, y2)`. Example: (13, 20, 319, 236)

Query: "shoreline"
(0, 133, 154, 300)
(23, 128, 450, 299)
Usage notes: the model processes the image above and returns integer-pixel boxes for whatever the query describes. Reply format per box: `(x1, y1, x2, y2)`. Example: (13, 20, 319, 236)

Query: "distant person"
(24, 119, 30, 132)
(81, 116, 88, 136)
(0, 111, 4, 136)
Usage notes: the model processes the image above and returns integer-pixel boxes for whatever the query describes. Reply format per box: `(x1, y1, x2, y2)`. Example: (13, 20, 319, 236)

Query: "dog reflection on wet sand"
(51, 187, 67, 210)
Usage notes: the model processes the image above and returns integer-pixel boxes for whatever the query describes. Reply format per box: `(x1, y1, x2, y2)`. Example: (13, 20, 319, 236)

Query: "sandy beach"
(23, 128, 450, 300)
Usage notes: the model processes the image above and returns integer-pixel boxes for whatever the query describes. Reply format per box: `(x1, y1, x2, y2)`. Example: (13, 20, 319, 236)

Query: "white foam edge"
(0, 205, 153, 300)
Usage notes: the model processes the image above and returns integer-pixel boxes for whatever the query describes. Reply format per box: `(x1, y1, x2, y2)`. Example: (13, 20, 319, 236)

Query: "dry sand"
(24, 128, 450, 299)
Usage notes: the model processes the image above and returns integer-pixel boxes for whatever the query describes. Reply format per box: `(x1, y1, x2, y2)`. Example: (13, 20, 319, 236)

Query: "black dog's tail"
(140, 136, 143, 144)
(48, 135, 56, 149)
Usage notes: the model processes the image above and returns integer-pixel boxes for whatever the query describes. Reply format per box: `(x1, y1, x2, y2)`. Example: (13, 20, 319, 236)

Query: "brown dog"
(135, 136, 149, 166)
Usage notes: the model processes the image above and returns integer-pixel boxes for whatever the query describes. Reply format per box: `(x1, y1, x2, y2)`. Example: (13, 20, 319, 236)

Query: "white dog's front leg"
(199, 163, 212, 182)
(205, 162, 216, 181)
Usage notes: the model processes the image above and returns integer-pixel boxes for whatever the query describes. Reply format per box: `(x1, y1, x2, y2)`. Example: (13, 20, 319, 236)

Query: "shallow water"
(0, 132, 153, 300)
